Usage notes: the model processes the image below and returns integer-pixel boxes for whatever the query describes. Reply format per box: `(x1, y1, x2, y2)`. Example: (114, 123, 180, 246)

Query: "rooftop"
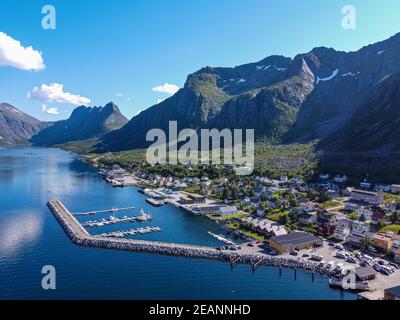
(352, 189, 379, 196)
(270, 232, 321, 247)
(384, 285, 400, 298)
(354, 266, 376, 279)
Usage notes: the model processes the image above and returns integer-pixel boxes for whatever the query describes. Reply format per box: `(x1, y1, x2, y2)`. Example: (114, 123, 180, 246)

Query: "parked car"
(335, 244, 344, 250)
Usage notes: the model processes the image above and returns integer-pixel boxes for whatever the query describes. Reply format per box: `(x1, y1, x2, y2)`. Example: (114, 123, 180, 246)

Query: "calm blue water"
(0, 148, 357, 300)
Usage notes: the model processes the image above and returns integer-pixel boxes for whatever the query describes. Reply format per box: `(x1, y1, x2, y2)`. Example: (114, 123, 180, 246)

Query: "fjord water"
(0, 148, 356, 300)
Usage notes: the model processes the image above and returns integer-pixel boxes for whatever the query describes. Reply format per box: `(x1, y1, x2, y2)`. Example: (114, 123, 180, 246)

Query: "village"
(98, 162, 400, 300)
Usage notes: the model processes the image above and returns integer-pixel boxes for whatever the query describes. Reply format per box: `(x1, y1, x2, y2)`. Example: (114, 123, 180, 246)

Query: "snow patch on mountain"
(316, 69, 339, 84)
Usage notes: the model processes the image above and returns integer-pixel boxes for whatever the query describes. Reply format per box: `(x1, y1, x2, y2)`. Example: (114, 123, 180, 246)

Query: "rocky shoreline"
(48, 200, 334, 277)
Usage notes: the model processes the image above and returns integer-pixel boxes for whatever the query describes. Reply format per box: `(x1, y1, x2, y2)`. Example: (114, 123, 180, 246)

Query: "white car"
(335, 244, 345, 250)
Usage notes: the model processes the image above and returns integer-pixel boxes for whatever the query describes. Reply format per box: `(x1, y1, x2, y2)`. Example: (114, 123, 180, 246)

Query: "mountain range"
(31, 102, 128, 146)
(2, 32, 400, 179)
(0, 102, 128, 148)
(97, 32, 400, 155)
(0, 103, 50, 146)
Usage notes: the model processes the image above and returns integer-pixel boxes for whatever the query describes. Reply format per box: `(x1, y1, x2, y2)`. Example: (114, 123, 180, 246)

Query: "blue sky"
(1, 0, 400, 121)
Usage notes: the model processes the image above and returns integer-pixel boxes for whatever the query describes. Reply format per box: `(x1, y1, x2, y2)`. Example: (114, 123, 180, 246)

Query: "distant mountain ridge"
(97, 32, 400, 152)
(31, 102, 128, 147)
(0, 103, 50, 146)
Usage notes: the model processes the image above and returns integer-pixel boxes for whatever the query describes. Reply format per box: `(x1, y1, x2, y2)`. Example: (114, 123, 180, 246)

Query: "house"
(371, 211, 387, 223)
(375, 184, 391, 193)
(269, 232, 322, 253)
(354, 266, 376, 281)
(333, 217, 352, 241)
(349, 222, 372, 247)
(299, 211, 317, 225)
(319, 174, 330, 180)
(373, 233, 393, 251)
(351, 221, 370, 235)
(351, 189, 383, 205)
(257, 221, 287, 238)
(334, 175, 348, 184)
(384, 286, 400, 300)
(395, 248, 400, 263)
(179, 195, 195, 205)
(345, 201, 362, 211)
(187, 193, 206, 204)
(280, 176, 288, 183)
(316, 214, 335, 235)
(343, 187, 353, 196)
(358, 206, 373, 220)
(216, 206, 238, 217)
(391, 184, 400, 194)
(360, 181, 372, 189)
(300, 202, 319, 212)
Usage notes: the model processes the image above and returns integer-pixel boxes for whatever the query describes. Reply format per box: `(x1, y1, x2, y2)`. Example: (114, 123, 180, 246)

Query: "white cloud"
(28, 83, 91, 105)
(41, 104, 59, 115)
(152, 83, 180, 95)
(0, 32, 45, 71)
(116, 92, 131, 101)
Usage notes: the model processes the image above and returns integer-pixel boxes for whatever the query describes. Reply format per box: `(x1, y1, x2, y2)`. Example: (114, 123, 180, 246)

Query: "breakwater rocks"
(48, 200, 326, 275)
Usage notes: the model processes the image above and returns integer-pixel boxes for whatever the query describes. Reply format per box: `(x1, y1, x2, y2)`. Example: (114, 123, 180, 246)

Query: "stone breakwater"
(47, 200, 325, 274)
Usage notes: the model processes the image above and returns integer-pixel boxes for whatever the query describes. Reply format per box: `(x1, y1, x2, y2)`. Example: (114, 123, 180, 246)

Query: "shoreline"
(47, 200, 349, 279)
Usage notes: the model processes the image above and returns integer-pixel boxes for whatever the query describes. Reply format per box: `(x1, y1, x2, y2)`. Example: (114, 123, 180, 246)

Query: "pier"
(82, 214, 152, 227)
(146, 198, 164, 207)
(99, 226, 162, 238)
(73, 207, 136, 216)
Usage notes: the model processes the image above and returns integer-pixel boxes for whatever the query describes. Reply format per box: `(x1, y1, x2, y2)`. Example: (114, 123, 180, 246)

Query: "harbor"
(46, 200, 366, 280)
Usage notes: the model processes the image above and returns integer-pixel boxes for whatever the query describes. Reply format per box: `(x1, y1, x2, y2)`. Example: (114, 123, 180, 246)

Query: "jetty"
(73, 207, 136, 216)
(146, 198, 164, 207)
(207, 231, 236, 246)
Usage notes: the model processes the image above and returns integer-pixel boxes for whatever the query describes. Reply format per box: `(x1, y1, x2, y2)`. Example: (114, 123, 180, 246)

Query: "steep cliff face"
(97, 32, 400, 153)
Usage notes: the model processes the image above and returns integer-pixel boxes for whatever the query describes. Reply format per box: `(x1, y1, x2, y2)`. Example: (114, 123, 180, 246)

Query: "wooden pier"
(73, 207, 136, 216)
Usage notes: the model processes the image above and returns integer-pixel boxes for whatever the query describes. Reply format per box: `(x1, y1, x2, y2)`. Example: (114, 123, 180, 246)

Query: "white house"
(334, 175, 348, 183)
(392, 185, 400, 194)
(333, 218, 353, 241)
(358, 206, 373, 220)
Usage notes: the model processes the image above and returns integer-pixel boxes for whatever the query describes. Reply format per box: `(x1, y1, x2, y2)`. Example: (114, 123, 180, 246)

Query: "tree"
(376, 219, 386, 231)
(361, 237, 373, 250)
(360, 214, 366, 222)
(391, 211, 399, 224)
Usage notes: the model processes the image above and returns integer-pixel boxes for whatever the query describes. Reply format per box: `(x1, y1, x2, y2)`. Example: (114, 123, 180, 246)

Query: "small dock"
(98, 226, 162, 238)
(82, 214, 152, 228)
(73, 207, 136, 216)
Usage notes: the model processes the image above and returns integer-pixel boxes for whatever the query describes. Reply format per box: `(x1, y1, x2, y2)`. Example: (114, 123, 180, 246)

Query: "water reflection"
(0, 211, 43, 256)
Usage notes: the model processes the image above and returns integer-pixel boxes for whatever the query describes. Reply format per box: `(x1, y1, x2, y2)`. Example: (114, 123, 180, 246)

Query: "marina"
(82, 210, 152, 227)
(99, 226, 162, 238)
